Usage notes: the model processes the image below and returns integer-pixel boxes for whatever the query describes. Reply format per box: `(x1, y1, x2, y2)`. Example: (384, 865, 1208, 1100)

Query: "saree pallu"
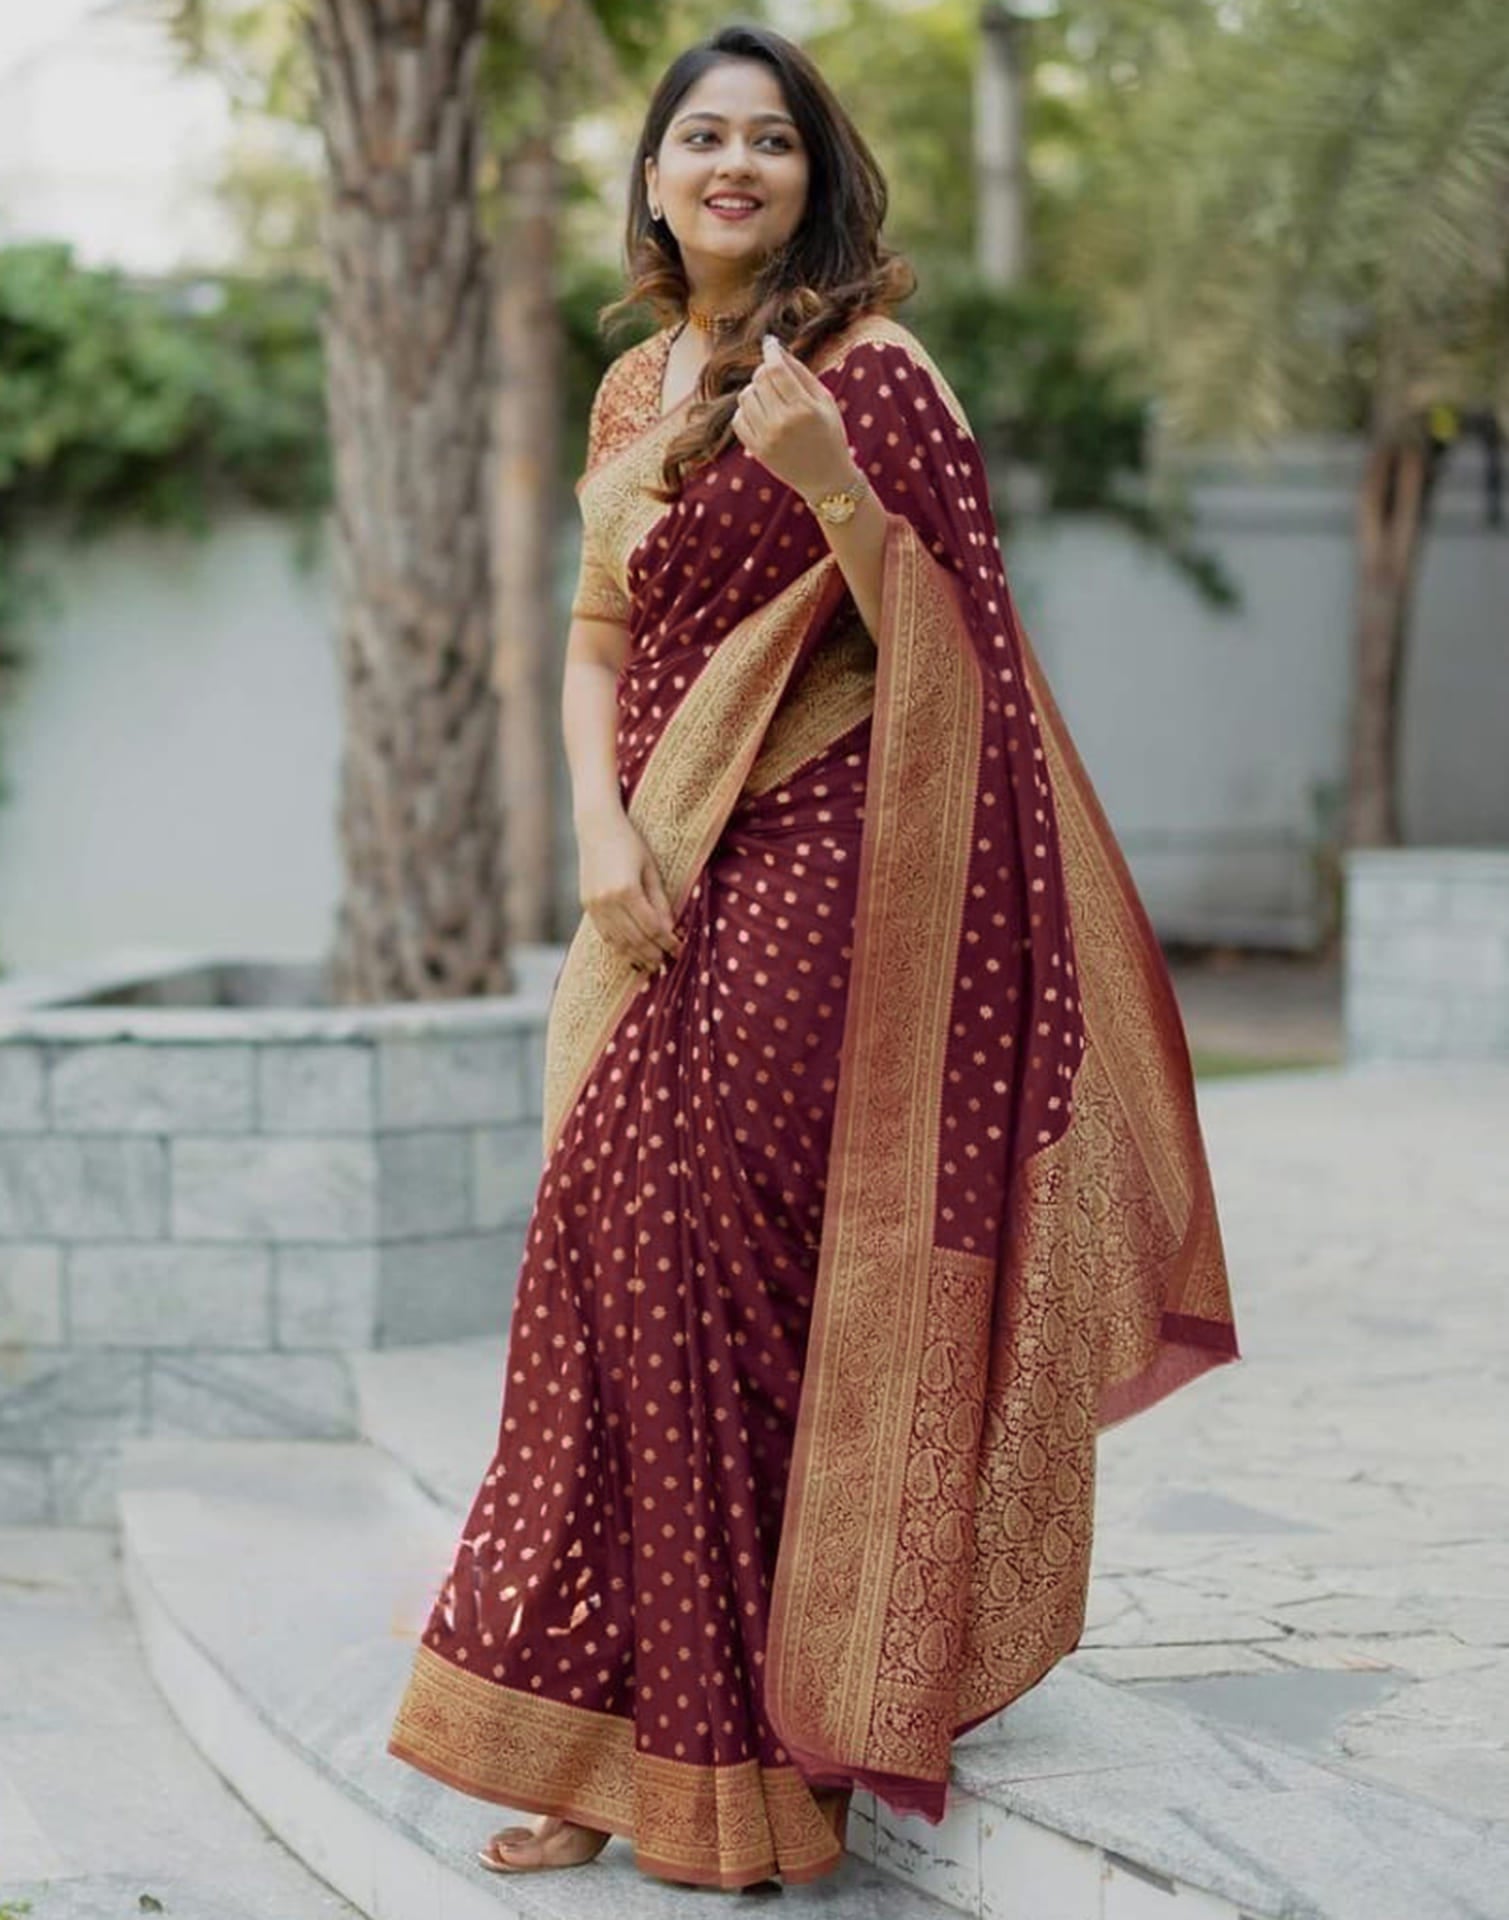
(387, 312, 1240, 1887)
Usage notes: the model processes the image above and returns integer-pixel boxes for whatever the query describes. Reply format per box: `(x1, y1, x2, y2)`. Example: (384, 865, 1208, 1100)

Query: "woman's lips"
(705, 199, 761, 221)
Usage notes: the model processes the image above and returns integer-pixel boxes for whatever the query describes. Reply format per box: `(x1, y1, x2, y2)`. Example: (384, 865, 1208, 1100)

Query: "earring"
(650, 202, 663, 222)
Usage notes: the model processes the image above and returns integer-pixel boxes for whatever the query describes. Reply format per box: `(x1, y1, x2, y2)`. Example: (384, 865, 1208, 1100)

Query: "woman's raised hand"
(729, 334, 856, 504)
(576, 808, 685, 974)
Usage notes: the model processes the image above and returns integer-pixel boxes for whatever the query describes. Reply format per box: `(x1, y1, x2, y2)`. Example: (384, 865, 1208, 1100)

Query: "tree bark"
(492, 125, 564, 945)
(1345, 415, 1431, 848)
(310, 0, 507, 1001)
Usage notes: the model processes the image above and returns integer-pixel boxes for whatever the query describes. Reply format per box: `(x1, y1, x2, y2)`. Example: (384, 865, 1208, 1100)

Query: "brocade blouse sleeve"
(569, 365, 632, 627)
(569, 520, 631, 626)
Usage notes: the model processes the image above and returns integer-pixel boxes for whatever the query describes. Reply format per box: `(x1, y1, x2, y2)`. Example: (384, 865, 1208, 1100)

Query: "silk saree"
(386, 312, 1240, 1888)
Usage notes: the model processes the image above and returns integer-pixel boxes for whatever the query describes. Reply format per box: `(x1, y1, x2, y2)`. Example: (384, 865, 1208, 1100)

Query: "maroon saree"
(386, 312, 1240, 1887)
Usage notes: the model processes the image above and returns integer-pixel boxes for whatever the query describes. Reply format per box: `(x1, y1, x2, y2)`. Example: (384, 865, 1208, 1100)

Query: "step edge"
(120, 1500, 964, 1919)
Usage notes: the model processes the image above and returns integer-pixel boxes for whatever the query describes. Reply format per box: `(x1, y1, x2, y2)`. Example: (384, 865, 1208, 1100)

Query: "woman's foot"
(477, 1812, 611, 1873)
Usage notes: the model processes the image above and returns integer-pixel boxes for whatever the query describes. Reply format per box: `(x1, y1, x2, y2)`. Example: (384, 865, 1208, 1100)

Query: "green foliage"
(0, 243, 329, 821)
(803, 0, 980, 279)
(0, 244, 328, 534)
(1049, 0, 1509, 442)
(909, 272, 1235, 603)
(911, 273, 1144, 498)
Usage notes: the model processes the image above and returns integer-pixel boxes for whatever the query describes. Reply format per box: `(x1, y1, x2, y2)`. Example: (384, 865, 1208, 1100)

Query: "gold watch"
(809, 464, 870, 525)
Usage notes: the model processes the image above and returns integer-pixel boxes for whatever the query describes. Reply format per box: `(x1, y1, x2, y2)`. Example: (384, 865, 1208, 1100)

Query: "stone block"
(50, 1043, 254, 1132)
(0, 1046, 46, 1131)
(0, 1348, 146, 1453)
(980, 1809, 1102, 1920)
(0, 1451, 49, 1523)
(50, 1445, 125, 1528)
(1102, 1860, 1240, 1918)
(1395, 929, 1508, 991)
(377, 1228, 525, 1345)
(376, 1131, 472, 1239)
(376, 1033, 528, 1128)
(171, 1137, 376, 1242)
(69, 1245, 272, 1349)
(274, 1245, 378, 1349)
(1440, 993, 1509, 1058)
(873, 1786, 981, 1912)
(470, 1122, 542, 1230)
(520, 1023, 548, 1115)
(1446, 879, 1509, 929)
(0, 1137, 166, 1239)
(146, 1350, 357, 1439)
(258, 1043, 374, 1133)
(0, 1245, 63, 1344)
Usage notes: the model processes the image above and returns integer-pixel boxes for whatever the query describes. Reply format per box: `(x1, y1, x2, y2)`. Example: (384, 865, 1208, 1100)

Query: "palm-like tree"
(306, 0, 506, 1000)
(1059, 0, 1509, 846)
(169, 0, 707, 991)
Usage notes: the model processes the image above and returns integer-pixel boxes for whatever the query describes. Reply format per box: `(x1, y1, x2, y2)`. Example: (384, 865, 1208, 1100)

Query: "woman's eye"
(685, 131, 792, 150)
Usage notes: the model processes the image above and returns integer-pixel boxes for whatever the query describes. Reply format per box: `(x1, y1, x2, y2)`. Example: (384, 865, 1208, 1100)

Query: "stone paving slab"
(0, 1525, 359, 1918)
(1066, 1061, 1509, 1828)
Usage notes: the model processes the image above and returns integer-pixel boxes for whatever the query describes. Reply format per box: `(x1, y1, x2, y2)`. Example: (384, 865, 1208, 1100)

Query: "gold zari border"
(387, 1644, 843, 1887)
(762, 499, 1236, 1789)
(766, 514, 987, 1778)
(541, 559, 843, 1159)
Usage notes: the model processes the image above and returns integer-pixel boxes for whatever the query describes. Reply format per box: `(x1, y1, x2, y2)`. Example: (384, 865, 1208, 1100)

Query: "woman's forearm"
(805, 482, 892, 640)
(562, 656, 625, 828)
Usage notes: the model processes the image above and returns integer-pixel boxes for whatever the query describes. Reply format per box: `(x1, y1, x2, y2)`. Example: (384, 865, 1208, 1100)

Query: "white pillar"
(975, 1, 1030, 287)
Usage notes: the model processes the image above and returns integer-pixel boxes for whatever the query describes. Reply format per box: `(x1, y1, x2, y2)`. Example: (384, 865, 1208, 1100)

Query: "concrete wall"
(0, 517, 344, 976)
(1344, 850, 1509, 1061)
(1008, 434, 1509, 947)
(2, 440, 1505, 976)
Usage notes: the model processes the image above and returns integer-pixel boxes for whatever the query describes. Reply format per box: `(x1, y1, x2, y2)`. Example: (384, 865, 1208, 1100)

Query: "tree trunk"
(1345, 415, 1431, 848)
(310, 0, 507, 1001)
(492, 127, 564, 946)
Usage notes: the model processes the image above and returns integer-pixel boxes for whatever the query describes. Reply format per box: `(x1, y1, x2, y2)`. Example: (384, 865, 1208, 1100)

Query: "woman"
(387, 21, 1240, 1892)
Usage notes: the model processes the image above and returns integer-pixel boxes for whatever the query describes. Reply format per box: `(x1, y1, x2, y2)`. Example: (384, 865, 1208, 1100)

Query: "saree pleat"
(387, 312, 1240, 1881)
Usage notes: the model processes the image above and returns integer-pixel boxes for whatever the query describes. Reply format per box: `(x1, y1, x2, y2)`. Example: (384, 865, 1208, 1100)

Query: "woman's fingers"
(641, 864, 684, 959)
(595, 892, 675, 972)
(606, 917, 661, 972)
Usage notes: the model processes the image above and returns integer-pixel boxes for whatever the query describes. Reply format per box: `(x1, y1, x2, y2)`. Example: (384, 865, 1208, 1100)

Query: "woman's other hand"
(576, 807, 685, 973)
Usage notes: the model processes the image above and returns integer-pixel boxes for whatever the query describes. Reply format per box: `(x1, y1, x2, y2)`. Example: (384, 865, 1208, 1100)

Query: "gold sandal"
(477, 1813, 611, 1874)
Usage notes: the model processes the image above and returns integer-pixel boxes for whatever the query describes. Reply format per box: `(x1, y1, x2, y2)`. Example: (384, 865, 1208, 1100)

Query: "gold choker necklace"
(686, 301, 753, 334)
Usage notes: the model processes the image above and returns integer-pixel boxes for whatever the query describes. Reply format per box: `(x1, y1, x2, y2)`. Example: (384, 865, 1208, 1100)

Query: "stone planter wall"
(1344, 850, 1509, 1062)
(0, 949, 563, 1524)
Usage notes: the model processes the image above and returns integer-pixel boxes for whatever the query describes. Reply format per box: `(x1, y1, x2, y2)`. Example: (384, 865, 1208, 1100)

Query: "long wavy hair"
(599, 23, 917, 504)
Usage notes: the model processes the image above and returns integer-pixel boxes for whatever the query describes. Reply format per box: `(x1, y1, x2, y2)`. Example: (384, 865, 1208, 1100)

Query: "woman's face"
(645, 58, 810, 300)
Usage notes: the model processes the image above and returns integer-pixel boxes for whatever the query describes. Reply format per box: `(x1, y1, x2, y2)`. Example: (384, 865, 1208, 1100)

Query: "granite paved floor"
(1066, 1059, 1509, 1829)
(0, 1525, 359, 1918)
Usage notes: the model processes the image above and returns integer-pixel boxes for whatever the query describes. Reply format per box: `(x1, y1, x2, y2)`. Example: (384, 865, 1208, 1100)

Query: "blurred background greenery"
(0, 0, 1503, 995)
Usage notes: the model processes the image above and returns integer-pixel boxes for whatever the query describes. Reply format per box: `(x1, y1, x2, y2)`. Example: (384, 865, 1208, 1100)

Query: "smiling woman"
(385, 18, 1239, 1896)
